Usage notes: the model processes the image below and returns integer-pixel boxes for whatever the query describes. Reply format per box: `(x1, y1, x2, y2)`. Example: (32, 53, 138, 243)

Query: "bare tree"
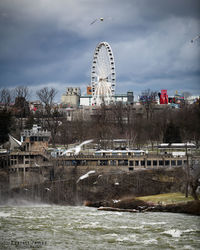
(184, 157, 200, 200)
(110, 102, 126, 135)
(14, 86, 29, 100)
(0, 88, 13, 111)
(57, 119, 71, 146)
(178, 104, 200, 148)
(90, 102, 116, 148)
(14, 86, 30, 130)
(36, 87, 60, 147)
(36, 87, 56, 113)
(139, 89, 158, 120)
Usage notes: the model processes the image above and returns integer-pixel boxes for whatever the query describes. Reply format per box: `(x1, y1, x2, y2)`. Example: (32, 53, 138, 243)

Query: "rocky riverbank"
(85, 197, 200, 216)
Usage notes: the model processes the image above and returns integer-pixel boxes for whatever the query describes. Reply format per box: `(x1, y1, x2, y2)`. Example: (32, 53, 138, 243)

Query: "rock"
(98, 207, 139, 213)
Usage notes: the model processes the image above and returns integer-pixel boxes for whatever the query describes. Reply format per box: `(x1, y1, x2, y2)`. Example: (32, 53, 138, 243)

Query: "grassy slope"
(137, 192, 195, 205)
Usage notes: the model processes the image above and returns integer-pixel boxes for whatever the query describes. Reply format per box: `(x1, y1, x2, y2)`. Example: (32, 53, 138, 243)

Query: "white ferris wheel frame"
(91, 42, 116, 105)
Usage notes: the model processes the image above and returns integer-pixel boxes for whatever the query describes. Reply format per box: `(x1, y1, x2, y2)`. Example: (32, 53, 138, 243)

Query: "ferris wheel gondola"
(91, 42, 116, 106)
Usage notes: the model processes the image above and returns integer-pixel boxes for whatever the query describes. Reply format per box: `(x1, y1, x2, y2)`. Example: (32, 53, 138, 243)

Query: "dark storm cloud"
(0, 0, 199, 100)
(135, 0, 200, 19)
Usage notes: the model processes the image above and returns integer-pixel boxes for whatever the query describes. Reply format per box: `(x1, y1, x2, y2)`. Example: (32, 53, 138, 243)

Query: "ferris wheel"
(91, 42, 116, 105)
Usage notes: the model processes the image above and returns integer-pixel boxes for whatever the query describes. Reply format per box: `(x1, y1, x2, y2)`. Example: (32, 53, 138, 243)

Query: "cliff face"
(69, 166, 185, 204)
(7, 165, 186, 205)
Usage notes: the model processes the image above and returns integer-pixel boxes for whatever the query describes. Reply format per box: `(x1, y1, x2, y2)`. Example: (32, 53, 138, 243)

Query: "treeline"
(0, 86, 200, 148)
(64, 101, 200, 149)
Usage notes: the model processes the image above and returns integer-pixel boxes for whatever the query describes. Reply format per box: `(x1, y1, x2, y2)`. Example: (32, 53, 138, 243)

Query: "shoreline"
(85, 199, 200, 216)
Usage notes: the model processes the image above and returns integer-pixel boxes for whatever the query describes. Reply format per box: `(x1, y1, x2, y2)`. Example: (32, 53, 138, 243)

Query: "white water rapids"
(0, 204, 199, 249)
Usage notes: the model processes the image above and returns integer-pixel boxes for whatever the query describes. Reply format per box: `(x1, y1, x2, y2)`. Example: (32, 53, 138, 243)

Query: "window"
(165, 160, 170, 166)
(147, 161, 151, 166)
(129, 161, 133, 166)
(177, 160, 182, 166)
(153, 160, 157, 166)
(171, 160, 176, 166)
(124, 160, 128, 166)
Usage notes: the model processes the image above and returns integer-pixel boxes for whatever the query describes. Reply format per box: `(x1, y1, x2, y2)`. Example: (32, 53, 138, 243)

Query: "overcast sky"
(0, 0, 199, 101)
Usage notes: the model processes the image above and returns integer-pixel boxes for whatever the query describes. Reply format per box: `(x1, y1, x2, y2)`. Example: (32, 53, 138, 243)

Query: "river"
(0, 202, 199, 249)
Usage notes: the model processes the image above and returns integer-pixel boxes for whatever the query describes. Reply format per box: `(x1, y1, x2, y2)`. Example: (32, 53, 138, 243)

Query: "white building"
(80, 91, 134, 107)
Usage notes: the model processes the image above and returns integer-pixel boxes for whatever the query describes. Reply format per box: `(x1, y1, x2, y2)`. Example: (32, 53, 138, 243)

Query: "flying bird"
(77, 170, 96, 183)
(90, 17, 104, 25)
(74, 139, 93, 155)
(61, 139, 93, 156)
(191, 34, 200, 43)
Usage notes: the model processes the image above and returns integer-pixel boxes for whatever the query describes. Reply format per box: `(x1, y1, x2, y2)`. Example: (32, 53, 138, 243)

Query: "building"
(159, 89, 168, 104)
(80, 95, 92, 106)
(127, 91, 134, 104)
(158, 143, 196, 155)
(29, 100, 43, 113)
(80, 91, 134, 107)
(61, 87, 81, 108)
(20, 125, 51, 152)
(113, 92, 134, 104)
(9, 125, 52, 188)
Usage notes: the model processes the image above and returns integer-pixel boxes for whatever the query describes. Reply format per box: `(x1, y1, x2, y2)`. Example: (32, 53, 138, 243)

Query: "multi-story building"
(61, 87, 81, 108)
(20, 125, 51, 152)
